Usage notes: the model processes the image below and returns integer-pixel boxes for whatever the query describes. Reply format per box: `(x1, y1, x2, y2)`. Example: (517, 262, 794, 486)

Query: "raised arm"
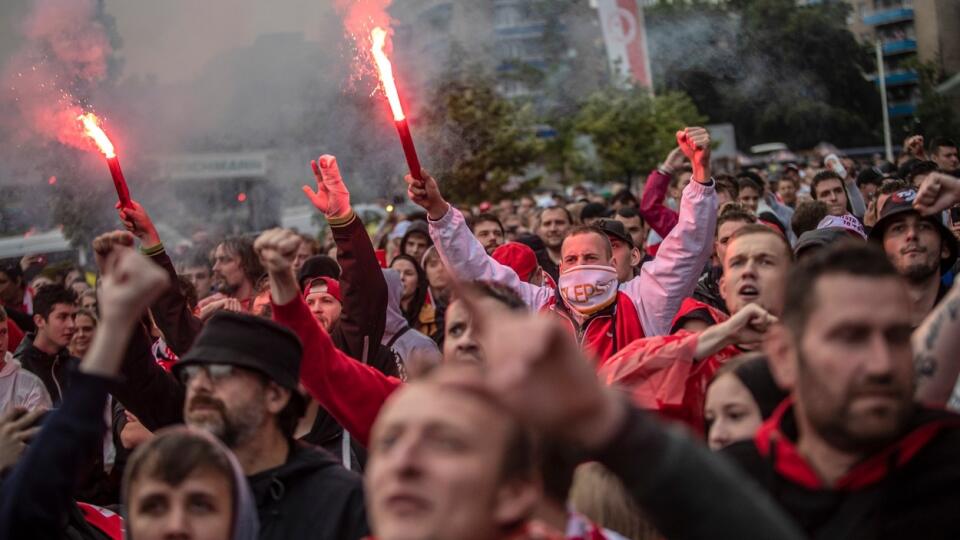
(461, 289, 805, 540)
(405, 170, 552, 309)
(639, 147, 685, 238)
(913, 273, 960, 406)
(118, 200, 202, 355)
(303, 155, 387, 358)
(256, 229, 401, 446)
(93, 233, 186, 431)
(623, 128, 717, 336)
(0, 245, 168, 539)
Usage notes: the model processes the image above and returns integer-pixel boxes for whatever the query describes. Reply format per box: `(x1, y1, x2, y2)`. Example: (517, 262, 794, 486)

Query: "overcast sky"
(1, 0, 341, 84)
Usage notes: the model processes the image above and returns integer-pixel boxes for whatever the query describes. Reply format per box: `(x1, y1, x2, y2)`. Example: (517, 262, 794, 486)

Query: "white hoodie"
(0, 351, 52, 411)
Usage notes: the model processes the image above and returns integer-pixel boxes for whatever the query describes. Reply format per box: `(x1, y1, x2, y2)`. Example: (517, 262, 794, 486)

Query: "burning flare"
(77, 112, 116, 158)
(370, 27, 405, 121)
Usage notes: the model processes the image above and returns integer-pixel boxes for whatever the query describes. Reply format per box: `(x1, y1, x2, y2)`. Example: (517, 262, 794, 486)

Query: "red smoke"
(333, 0, 394, 81)
(2, 0, 112, 151)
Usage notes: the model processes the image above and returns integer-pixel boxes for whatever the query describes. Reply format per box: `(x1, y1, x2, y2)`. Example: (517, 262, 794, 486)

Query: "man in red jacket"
(599, 224, 792, 432)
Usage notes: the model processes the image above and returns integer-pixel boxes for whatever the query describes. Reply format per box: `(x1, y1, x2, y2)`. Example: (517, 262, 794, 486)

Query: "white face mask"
(558, 265, 618, 315)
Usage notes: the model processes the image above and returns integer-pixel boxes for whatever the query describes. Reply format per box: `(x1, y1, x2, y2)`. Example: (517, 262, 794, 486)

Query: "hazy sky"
(103, 0, 339, 83)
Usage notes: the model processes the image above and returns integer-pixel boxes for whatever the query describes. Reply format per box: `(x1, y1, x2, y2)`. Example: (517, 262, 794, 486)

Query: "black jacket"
(0, 371, 113, 540)
(13, 333, 78, 406)
(248, 443, 368, 540)
(722, 403, 960, 539)
(595, 404, 804, 540)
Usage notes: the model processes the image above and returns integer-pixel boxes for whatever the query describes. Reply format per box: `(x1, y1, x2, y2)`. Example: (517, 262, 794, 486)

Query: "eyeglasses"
(178, 364, 238, 386)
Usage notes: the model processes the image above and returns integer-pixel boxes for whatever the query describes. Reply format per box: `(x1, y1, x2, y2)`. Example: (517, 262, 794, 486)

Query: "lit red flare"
(370, 26, 422, 180)
(77, 112, 131, 208)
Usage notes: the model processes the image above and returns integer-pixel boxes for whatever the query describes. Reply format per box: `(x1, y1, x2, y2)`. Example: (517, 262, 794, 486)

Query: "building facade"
(847, 0, 960, 118)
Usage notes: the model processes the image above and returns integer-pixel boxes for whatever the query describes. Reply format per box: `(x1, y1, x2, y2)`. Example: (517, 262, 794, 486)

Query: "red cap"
(303, 276, 342, 303)
(492, 242, 538, 282)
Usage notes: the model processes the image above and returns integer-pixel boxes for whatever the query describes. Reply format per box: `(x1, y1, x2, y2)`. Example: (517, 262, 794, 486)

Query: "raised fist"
(676, 127, 711, 182)
(303, 155, 352, 220)
(254, 228, 302, 276)
(404, 169, 448, 220)
(97, 248, 170, 322)
(92, 231, 136, 276)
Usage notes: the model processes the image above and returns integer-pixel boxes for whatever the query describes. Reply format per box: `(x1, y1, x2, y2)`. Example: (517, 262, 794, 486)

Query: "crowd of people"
(0, 129, 959, 539)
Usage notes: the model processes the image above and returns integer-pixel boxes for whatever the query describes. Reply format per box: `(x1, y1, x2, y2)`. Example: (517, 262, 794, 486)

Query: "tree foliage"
(574, 87, 705, 184)
(419, 73, 544, 204)
(647, 0, 882, 149)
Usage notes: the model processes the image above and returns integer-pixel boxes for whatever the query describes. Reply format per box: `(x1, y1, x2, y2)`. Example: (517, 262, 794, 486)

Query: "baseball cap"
(868, 188, 959, 275)
(492, 242, 538, 282)
(595, 219, 634, 248)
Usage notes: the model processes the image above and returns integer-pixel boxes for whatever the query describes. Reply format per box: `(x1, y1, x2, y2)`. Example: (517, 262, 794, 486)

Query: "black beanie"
(732, 355, 788, 420)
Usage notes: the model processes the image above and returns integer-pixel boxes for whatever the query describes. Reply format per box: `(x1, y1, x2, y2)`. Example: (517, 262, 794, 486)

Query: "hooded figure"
(381, 269, 440, 371)
(122, 426, 259, 540)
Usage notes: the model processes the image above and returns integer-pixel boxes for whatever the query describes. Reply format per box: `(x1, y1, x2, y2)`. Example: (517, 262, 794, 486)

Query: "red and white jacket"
(427, 180, 716, 361)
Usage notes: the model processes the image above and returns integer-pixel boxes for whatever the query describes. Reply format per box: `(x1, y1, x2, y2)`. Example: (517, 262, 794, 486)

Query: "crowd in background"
(0, 131, 959, 539)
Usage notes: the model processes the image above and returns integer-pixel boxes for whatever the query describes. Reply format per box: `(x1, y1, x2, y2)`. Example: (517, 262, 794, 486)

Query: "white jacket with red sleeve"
(427, 179, 717, 337)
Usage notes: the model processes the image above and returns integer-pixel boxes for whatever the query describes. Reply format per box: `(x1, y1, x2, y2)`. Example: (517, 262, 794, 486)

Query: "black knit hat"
(298, 255, 341, 291)
(174, 312, 302, 391)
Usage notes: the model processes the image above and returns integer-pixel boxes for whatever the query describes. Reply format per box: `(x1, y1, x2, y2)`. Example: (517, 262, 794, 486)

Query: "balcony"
(882, 39, 917, 55)
(887, 101, 917, 117)
(868, 69, 919, 86)
(863, 7, 914, 26)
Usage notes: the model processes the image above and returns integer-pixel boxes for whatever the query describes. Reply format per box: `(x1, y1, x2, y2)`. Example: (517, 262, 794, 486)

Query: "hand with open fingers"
(116, 199, 161, 248)
(0, 407, 45, 472)
(915, 172, 960, 216)
(92, 231, 136, 276)
(661, 146, 687, 174)
(404, 170, 448, 220)
(457, 286, 626, 450)
(303, 155, 352, 220)
(97, 248, 170, 322)
(676, 127, 711, 182)
(254, 228, 302, 276)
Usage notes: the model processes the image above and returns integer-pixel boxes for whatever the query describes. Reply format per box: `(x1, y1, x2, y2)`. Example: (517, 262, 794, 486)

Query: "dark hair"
(904, 160, 939, 185)
(455, 280, 527, 312)
(123, 428, 236, 502)
(715, 174, 739, 200)
(929, 137, 958, 155)
(177, 275, 199, 312)
(0, 305, 6, 323)
(708, 353, 787, 420)
(811, 170, 844, 199)
(615, 206, 644, 224)
(579, 203, 610, 222)
(791, 201, 829, 238)
(610, 189, 638, 209)
(218, 237, 265, 286)
(390, 254, 429, 327)
(33, 284, 77, 320)
(782, 243, 897, 336)
(879, 177, 909, 195)
(182, 249, 212, 271)
(717, 204, 757, 231)
(469, 213, 505, 235)
(566, 225, 613, 259)
(736, 177, 762, 196)
(727, 224, 793, 262)
(539, 205, 574, 225)
(276, 391, 307, 441)
(0, 262, 23, 282)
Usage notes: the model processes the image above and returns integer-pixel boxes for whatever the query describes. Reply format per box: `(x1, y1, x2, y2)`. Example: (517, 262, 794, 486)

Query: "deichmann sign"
(595, 0, 653, 89)
(152, 152, 270, 181)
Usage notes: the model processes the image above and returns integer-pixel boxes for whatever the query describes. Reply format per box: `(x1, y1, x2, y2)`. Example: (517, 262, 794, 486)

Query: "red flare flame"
(370, 27, 405, 121)
(77, 112, 116, 158)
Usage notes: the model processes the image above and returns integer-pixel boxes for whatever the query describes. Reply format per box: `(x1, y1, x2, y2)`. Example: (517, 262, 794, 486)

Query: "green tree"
(647, 0, 882, 149)
(418, 73, 544, 204)
(896, 59, 960, 140)
(574, 87, 705, 186)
